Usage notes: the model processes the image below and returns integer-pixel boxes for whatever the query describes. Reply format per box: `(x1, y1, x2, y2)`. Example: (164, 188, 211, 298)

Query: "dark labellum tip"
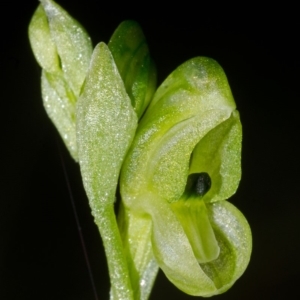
(194, 172, 211, 196)
(184, 172, 212, 199)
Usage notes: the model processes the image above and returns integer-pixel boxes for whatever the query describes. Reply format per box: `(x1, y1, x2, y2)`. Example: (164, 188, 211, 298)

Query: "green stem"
(94, 205, 133, 300)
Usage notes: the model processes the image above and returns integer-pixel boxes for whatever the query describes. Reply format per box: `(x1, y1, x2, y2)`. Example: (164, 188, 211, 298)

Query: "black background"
(1, 1, 299, 299)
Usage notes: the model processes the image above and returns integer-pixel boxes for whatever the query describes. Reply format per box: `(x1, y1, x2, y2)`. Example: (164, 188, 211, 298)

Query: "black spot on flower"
(183, 172, 212, 199)
(194, 172, 211, 196)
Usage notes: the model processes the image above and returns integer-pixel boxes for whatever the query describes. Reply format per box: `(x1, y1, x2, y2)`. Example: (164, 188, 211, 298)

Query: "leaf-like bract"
(77, 42, 137, 210)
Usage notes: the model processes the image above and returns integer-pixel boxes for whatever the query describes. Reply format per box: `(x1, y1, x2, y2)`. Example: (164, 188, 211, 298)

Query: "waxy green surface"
(108, 21, 157, 118)
(121, 57, 251, 296)
(29, 1, 252, 298)
(29, 0, 92, 160)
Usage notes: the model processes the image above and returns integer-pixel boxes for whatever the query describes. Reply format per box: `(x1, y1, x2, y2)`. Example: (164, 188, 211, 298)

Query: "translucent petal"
(141, 194, 217, 296)
(201, 201, 252, 294)
(189, 110, 242, 203)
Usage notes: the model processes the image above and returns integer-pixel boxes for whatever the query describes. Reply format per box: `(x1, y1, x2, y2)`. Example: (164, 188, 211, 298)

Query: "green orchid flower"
(120, 57, 252, 297)
(28, 1, 251, 298)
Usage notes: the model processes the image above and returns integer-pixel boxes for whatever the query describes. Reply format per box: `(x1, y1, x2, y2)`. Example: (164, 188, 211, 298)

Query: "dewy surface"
(76, 42, 138, 300)
(77, 42, 137, 210)
(29, 1, 252, 298)
(29, 0, 92, 160)
(120, 57, 251, 297)
(40, 0, 92, 97)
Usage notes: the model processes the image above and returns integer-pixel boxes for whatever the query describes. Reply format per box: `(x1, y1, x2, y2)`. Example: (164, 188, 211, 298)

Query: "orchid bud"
(29, 0, 92, 160)
(108, 20, 157, 118)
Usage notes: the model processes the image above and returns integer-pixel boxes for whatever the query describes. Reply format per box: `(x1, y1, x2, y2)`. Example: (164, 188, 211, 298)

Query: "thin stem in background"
(57, 139, 99, 300)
